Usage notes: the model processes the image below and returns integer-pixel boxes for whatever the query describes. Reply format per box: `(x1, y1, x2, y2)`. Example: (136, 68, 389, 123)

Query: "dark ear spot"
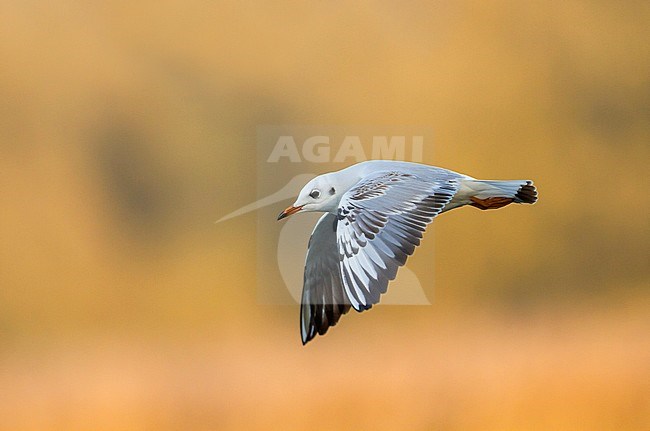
(329, 187, 336, 195)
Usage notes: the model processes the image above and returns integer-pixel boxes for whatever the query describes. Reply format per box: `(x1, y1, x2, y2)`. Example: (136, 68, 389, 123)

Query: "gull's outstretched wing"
(336, 171, 459, 311)
(301, 213, 351, 344)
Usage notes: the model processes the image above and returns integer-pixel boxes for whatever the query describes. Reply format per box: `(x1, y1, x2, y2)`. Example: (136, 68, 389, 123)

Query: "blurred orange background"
(1, 1, 649, 430)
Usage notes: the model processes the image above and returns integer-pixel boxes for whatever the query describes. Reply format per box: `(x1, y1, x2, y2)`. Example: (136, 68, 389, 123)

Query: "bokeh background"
(1, 1, 649, 430)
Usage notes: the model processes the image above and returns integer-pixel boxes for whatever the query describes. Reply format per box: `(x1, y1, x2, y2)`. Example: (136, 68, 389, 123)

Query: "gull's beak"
(277, 205, 304, 220)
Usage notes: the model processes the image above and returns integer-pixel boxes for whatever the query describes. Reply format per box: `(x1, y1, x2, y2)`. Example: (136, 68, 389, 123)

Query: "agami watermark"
(267, 135, 423, 163)
(217, 126, 435, 305)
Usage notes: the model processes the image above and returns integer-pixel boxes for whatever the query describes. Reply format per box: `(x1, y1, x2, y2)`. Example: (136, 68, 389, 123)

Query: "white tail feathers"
(467, 179, 538, 204)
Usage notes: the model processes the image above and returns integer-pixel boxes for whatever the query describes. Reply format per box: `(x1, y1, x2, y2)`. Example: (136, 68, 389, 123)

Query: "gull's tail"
(466, 179, 538, 210)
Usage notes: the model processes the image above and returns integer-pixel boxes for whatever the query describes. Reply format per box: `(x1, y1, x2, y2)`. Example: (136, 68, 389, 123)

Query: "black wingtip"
(516, 181, 538, 204)
(301, 327, 315, 345)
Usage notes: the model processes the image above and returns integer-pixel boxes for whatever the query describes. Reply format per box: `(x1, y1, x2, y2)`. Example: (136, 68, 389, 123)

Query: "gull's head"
(277, 174, 341, 220)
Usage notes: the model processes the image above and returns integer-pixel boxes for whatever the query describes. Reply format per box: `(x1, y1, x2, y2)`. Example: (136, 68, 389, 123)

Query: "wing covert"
(336, 171, 458, 311)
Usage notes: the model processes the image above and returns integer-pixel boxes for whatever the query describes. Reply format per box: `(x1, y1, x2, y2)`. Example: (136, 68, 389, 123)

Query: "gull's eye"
(309, 189, 321, 199)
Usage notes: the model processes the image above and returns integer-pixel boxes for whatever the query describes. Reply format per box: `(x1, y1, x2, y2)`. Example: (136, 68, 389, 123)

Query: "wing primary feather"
(302, 170, 460, 343)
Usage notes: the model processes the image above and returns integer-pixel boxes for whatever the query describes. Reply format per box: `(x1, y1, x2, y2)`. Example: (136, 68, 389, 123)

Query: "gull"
(277, 160, 538, 344)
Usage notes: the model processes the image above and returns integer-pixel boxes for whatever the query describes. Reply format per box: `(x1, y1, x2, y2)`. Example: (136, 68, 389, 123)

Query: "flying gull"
(277, 160, 538, 344)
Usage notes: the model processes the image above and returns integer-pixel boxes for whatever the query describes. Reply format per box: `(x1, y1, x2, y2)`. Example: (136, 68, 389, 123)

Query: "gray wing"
(301, 213, 351, 344)
(337, 171, 459, 311)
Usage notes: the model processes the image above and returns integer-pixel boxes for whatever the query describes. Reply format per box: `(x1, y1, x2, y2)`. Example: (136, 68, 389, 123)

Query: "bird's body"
(277, 160, 537, 344)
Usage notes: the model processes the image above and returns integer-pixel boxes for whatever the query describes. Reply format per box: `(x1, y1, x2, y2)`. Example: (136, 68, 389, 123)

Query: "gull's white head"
(277, 173, 341, 220)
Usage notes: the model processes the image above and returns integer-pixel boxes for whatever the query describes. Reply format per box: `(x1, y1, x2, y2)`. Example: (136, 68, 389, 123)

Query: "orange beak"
(277, 205, 304, 220)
